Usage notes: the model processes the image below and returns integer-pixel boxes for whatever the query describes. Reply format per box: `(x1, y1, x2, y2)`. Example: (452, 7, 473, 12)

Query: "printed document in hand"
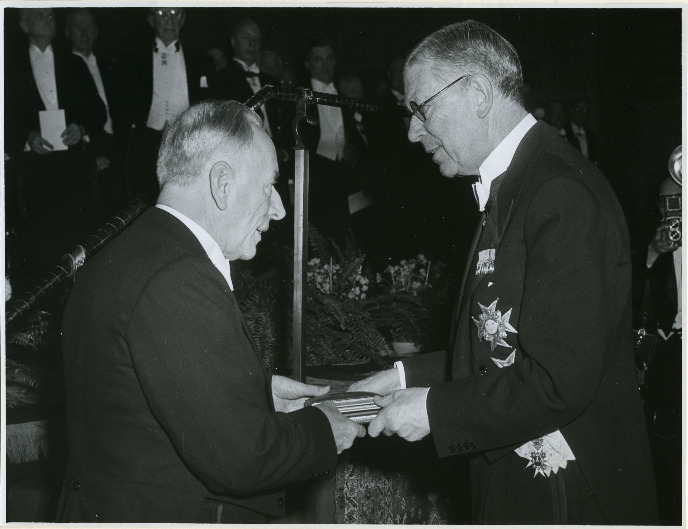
(39, 109, 68, 151)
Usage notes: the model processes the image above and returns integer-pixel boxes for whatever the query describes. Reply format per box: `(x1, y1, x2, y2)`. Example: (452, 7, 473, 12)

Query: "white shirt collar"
(233, 57, 259, 73)
(29, 43, 53, 57)
(570, 121, 586, 136)
(72, 50, 95, 63)
(154, 37, 180, 53)
(311, 77, 336, 93)
(155, 204, 234, 291)
(473, 113, 537, 211)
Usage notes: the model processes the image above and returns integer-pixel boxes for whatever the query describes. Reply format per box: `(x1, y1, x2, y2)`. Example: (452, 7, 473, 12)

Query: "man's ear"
(471, 75, 493, 119)
(146, 14, 155, 30)
(209, 161, 233, 211)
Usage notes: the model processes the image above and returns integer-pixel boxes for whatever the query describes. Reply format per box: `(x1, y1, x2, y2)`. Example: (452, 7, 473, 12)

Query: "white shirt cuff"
(393, 361, 407, 389)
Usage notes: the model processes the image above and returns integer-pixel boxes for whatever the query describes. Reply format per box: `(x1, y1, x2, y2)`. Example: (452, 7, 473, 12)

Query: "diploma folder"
(305, 392, 381, 424)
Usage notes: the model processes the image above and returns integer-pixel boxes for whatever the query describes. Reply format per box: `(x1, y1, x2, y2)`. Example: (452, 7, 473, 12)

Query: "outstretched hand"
(272, 375, 330, 413)
(367, 388, 431, 442)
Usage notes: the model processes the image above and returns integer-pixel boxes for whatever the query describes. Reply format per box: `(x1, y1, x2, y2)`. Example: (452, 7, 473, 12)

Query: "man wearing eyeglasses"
(122, 7, 211, 204)
(351, 20, 658, 524)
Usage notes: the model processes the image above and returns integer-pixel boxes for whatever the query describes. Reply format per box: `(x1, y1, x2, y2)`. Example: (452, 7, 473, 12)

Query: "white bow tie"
(246, 63, 260, 75)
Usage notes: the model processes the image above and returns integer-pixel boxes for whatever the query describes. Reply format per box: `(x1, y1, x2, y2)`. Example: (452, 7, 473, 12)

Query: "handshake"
(272, 369, 431, 455)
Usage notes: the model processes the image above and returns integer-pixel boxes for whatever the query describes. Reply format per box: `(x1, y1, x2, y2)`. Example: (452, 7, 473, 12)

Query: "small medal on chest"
(475, 248, 495, 275)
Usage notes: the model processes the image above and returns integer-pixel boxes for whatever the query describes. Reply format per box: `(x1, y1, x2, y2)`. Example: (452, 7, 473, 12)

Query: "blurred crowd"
(5, 7, 610, 292)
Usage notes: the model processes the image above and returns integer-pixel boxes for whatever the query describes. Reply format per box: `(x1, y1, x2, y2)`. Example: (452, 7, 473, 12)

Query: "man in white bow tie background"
(350, 19, 658, 525)
(122, 7, 212, 204)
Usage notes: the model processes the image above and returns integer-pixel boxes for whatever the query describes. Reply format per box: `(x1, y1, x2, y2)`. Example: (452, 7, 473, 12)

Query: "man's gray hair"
(157, 100, 262, 187)
(405, 20, 524, 106)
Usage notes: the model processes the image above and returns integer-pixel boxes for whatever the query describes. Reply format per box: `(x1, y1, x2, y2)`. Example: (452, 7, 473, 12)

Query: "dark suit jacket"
(208, 60, 293, 152)
(121, 41, 210, 128)
(58, 207, 337, 523)
(4, 44, 106, 159)
(402, 121, 657, 524)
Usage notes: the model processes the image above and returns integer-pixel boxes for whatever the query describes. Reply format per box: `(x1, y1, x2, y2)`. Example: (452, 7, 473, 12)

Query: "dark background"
(2, 5, 683, 524)
(3, 5, 683, 251)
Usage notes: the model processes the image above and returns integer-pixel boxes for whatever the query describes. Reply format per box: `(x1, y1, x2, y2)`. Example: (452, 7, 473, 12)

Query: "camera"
(659, 194, 681, 244)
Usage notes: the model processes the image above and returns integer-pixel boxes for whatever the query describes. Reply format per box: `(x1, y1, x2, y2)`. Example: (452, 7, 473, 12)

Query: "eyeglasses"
(153, 9, 183, 19)
(408, 74, 472, 123)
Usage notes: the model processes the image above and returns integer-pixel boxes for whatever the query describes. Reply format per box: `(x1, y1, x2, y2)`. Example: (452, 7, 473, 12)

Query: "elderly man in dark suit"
(122, 7, 211, 204)
(351, 20, 658, 524)
(4, 7, 106, 281)
(57, 100, 365, 523)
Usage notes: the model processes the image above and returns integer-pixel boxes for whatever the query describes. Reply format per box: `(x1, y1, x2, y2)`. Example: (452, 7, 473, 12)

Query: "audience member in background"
(637, 174, 682, 525)
(209, 18, 292, 164)
(65, 8, 128, 221)
(562, 97, 597, 163)
(57, 100, 364, 523)
(122, 7, 211, 204)
(4, 7, 106, 283)
(337, 72, 376, 251)
(301, 37, 358, 242)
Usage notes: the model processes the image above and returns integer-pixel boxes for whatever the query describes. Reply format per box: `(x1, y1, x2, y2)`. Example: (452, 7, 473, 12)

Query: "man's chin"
(438, 163, 460, 178)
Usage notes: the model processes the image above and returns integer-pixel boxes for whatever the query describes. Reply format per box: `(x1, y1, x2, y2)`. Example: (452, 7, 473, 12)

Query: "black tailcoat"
(403, 121, 658, 524)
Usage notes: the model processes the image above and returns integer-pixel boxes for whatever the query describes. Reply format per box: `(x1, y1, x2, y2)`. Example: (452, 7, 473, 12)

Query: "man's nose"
(407, 115, 424, 143)
(270, 188, 286, 221)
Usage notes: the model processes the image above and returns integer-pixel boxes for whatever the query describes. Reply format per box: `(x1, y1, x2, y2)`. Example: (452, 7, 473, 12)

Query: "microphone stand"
(245, 85, 381, 381)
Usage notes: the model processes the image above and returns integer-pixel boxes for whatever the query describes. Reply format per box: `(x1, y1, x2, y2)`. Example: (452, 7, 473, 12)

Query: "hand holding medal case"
(305, 392, 382, 424)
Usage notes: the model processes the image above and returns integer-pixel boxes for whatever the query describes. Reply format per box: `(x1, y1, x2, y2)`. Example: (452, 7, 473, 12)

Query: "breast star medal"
(472, 299, 517, 351)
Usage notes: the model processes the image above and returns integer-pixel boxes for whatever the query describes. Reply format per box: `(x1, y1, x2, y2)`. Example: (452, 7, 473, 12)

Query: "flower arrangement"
(308, 257, 369, 300)
(379, 253, 433, 292)
(233, 230, 430, 368)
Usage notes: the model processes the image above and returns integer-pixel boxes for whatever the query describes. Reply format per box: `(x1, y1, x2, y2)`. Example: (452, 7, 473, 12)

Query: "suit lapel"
(456, 122, 556, 322)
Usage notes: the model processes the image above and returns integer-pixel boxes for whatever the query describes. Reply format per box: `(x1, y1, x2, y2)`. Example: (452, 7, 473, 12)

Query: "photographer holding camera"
(640, 158, 682, 525)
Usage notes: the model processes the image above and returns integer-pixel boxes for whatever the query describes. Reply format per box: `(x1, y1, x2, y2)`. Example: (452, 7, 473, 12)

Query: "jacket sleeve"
(126, 255, 337, 496)
(427, 176, 616, 458)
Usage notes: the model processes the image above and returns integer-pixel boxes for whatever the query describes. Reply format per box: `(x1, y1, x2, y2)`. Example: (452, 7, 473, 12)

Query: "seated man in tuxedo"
(122, 7, 211, 204)
(4, 7, 106, 283)
(58, 100, 365, 523)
